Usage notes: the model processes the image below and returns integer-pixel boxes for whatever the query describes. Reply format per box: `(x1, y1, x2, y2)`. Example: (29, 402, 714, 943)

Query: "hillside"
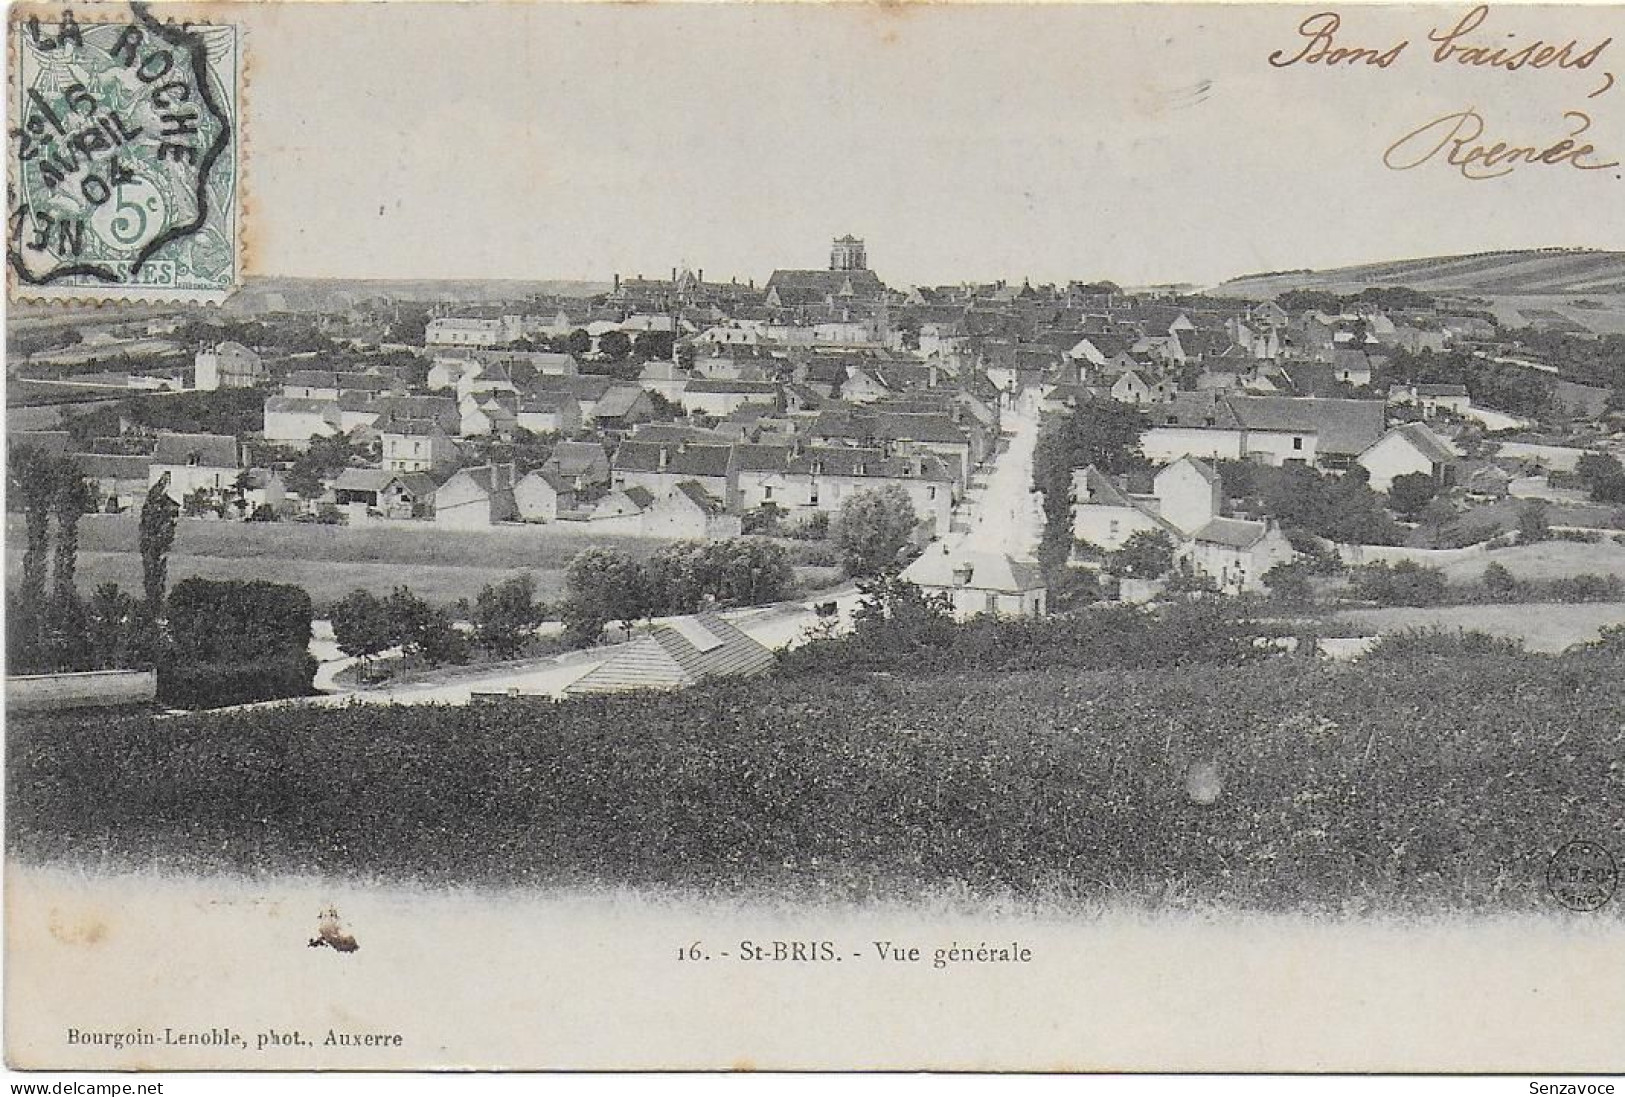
(220, 275, 614, 315)
(1215, 249, 1625, 301)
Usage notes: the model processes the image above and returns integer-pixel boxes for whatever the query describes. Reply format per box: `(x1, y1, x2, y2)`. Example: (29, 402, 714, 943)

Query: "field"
(10, 648, 1624, 914)
(1216, 249, 1625, 300)
(4, 514, 836, 608)
(1333, 602, 1625, 653)
(1438, 541, 1625, 583)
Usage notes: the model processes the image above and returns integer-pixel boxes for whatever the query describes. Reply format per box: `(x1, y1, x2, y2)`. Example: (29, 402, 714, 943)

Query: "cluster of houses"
(18, 235, 1623, 617)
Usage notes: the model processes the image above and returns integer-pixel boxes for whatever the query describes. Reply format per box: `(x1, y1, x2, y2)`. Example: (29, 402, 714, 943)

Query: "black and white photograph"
(4, 0, 1624, 1081)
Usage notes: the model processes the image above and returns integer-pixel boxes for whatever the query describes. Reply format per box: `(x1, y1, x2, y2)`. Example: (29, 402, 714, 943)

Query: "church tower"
(829, 234, 867, 272)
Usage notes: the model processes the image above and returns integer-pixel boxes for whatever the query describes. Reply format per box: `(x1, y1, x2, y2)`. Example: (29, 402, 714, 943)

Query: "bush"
(1549, 573, 1624, 602)
(1348, 560, 1448, 606)
(778, 598, 1267, 680)
(1551, 528, 1604, 544)
(166, 578, 313, 664)
(1366, 627, 1524, 659)
(1263, 561, 1314, 607)
(157, 655, 317, 709)
(1482, 562, 1518, 598)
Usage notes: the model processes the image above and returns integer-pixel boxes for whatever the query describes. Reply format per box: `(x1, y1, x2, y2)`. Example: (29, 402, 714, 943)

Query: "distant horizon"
(243, 242, 1619, 296)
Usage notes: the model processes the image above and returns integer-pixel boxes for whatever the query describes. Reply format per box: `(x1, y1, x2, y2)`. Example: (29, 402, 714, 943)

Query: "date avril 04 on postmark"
(8, 2, 240, 303)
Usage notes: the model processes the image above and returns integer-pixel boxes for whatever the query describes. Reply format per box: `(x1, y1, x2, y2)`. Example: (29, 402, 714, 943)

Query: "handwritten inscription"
(1269, 6, 1613, 74)
(1267, 5, 1620, 179)
(1384, 109, 1619, 179)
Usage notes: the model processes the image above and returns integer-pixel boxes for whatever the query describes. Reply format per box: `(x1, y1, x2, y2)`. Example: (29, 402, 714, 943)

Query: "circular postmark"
(1546, 839, 1618, 912)
(9, 3, 235, 291)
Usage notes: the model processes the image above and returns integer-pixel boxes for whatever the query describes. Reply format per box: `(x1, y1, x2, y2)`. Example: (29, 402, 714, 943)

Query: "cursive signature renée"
(1383, 108, 1620, 179)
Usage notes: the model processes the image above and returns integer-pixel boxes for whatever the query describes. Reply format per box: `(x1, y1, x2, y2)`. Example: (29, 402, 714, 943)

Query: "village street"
(949, 389, 1046, 561)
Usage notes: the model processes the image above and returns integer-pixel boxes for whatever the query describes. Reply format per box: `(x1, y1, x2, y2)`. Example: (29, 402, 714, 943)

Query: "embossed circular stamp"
(8, 2, 240, 302)
(1546, 839, 1618, 912)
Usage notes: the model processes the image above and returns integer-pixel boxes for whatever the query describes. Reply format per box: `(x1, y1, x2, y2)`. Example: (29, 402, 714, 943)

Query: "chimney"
(671, 267, 678, 282)
(613, 273, 621, 292)
(699, 269, 704, 283)
(658, 446, 669, 470)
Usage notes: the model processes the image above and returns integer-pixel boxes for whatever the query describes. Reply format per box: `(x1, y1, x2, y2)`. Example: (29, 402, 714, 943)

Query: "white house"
(899, 547, 1047, 620)
(382, 420, 460, 473)
(148, 432, 241, 502)
(514, 469, 578, 522)
(682, 379, 780, 418)
(194, 341, 263, 391)
(1388, 383, 1472, 419)
(263, 396, 342, 446)
(434, 463, 517, 528)
(1071, 466, 1180, 552)
(1357, 423, 1460, 493)
(1177, 518, 1296, 595)
(426, 316, 520, 348)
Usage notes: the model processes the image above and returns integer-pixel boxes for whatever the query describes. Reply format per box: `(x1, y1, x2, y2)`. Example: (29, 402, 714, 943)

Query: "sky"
(237, 2, 1625, 288)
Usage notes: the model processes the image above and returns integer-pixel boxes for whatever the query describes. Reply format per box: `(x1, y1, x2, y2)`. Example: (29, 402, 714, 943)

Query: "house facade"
(899, 548, 1047, 620)
(434, 463, 517, 528)
(1357, 423, 1460, 493)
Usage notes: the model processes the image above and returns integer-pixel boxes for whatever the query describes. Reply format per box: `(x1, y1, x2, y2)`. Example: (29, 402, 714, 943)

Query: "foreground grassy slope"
(10, 649, 1623, 912)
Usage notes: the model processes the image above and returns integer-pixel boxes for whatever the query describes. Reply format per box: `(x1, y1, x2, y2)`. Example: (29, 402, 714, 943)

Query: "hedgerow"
(9, 646, 1623, 914)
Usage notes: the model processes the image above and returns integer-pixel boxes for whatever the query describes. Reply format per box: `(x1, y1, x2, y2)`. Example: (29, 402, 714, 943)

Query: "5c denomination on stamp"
(8, 2, 240, 303)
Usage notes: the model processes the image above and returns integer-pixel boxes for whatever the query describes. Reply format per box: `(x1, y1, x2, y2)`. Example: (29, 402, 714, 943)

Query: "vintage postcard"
(4, 0, 1624, 1077)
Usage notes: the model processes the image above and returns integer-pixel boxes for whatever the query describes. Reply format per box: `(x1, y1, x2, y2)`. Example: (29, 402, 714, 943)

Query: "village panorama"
(7, 239, 1625, 913)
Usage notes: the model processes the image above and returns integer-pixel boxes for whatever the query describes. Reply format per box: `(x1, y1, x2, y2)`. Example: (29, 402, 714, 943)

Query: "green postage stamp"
(8, 2, 241, 303)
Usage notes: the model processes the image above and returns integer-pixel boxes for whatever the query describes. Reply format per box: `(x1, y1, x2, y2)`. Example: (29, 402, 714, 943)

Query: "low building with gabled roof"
(561, 613, 776, 696)
(900, 546, 1047, 620)
(149, 432, 241, 502)
(1180, 517, 1295, 595)
(1357, 422, 1460, 493)
(434, 463, 517, 528)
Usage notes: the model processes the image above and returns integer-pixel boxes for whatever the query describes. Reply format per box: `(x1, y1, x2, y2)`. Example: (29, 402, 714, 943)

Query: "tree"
(1031, 399, 1150, 590)
(417, 607, 470, 666)
(85, 582, 143, 669)
(1483, 561, 1519, 598)
(562, 550, 648, 645)
(9, 445, 57, 617)
(832, 485, 919, 577)
(139, 473, 180, 614)
(1387, 472, 1438, 520)
(632, 330, 675, 362)
(473, 572, 542, 658)
(647, 391, 683, 422)
(563, 329, 592, 356)
(598, 330, 632, 361)
(166, 578, 315, 663)
(1575, 452, 1625, 504)
(850, 573, 956, 648)
(1108, 530, 1175, 579)
(1263, 561, 1314, 607)
(687, 540, 794, 608)
(331, 589, 394, 681)
(1516, 500, 1551, 544)
(286, 434, 355, 499)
